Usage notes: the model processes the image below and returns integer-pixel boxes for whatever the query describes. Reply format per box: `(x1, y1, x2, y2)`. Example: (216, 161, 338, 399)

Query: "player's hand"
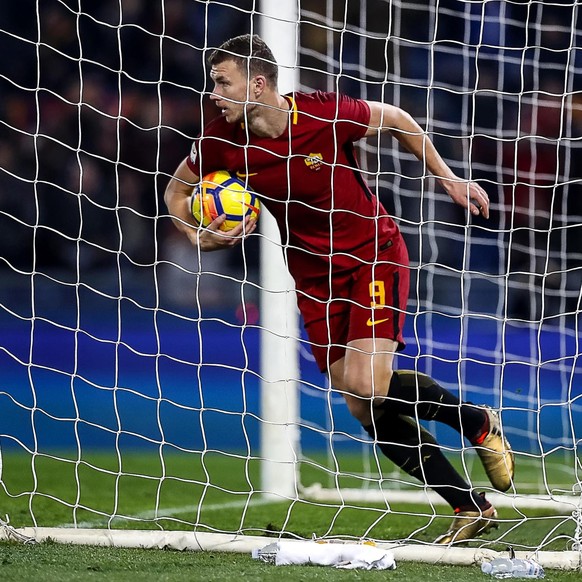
(189, 214, 257, 251)
(445, 179, 489, 219)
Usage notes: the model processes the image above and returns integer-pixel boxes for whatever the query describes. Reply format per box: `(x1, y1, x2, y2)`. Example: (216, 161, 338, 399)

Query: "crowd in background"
(0, 0, 580, 321)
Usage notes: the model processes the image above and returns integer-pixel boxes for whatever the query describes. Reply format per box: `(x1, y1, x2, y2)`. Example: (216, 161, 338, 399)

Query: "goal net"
(0, 0, 580, 569)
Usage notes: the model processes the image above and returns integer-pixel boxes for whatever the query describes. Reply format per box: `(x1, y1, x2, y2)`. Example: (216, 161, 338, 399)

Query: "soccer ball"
(191, 170, 261, 231)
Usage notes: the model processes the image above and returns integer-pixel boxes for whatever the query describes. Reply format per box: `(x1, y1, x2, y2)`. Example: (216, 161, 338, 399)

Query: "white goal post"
(257, 0, 301, 502)
(0, 0, 580, 571)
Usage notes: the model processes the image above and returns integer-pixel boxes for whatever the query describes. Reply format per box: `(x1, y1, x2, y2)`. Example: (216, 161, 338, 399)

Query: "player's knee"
(343, 364, 393, 401)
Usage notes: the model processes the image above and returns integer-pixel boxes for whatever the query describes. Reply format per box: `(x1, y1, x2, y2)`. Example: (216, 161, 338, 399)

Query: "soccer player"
(165, 34, 514, 544)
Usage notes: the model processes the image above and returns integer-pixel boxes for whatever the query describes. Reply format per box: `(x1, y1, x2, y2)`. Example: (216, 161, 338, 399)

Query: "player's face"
(210, 60, 256, 124)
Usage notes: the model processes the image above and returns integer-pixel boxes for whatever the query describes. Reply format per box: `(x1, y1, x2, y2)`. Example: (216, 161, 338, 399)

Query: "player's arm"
(164, 157, 256, 251)
(364, 100, 489, 219)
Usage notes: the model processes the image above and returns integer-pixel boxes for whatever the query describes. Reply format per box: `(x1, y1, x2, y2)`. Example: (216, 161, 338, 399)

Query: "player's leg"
(331, 351, 496, 543)
(299, 243, 508, 542)
(339, 255, 513, 492)
(343, 357, 514, 493)
(367, 410, 498, 544)
(334, 247, 505, 541)
(334, 337, 396, 425)
(381, 371, 514, 492)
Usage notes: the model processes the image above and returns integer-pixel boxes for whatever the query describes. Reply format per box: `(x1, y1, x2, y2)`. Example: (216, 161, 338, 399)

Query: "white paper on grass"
(255, 540, 396, 570)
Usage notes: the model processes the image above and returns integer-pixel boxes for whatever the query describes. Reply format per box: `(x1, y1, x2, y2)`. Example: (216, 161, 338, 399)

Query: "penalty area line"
(59, 497, 277, 529)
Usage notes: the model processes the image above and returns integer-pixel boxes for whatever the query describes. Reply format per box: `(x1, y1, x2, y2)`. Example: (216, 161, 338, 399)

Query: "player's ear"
(252, 75, 267, 98)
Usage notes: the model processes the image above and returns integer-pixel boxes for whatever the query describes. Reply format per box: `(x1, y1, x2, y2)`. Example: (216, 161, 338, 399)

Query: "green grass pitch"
(0, 448, 580, 580)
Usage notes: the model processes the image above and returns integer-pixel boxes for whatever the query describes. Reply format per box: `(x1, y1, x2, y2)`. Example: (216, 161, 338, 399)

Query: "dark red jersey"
(186, 91, 401, 290)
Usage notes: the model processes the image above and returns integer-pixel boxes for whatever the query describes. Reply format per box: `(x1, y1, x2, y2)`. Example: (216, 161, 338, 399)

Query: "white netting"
(0, 0, 580, 567)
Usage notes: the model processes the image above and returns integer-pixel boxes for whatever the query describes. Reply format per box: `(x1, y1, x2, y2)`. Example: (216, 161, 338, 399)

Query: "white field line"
(60, 497, 277, 529)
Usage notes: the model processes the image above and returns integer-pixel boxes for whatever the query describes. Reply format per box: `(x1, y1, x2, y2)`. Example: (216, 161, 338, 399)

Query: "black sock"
(383, 371, 487, 441)
(363, 412, 488, 512)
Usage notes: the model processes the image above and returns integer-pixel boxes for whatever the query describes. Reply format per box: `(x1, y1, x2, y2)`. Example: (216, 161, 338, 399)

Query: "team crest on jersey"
(305, 152, 323, 171)
(189, 142, 197, 165)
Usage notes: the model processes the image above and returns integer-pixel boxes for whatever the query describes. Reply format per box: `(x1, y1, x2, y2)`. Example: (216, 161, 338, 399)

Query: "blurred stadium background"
(0, 1, 581, 460)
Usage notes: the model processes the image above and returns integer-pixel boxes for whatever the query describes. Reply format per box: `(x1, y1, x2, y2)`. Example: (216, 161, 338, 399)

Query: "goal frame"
(1, 522, 580, 570)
